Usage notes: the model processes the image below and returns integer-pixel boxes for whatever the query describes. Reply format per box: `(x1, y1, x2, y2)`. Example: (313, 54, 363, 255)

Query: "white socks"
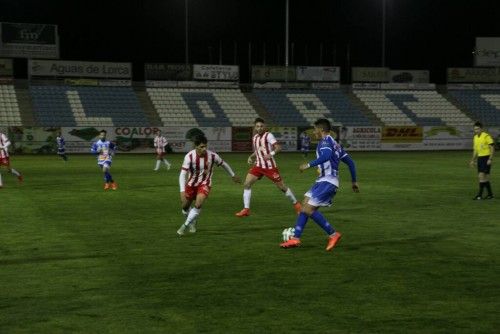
(0, 173, 2, 186)
(155, 160, 171, 170)
(243, 189, 251, 209)
(285, 188, 298, 204)
(10, 168, 20, 177)
(184, 207, 201, 226)
(163, 159, 171, 169)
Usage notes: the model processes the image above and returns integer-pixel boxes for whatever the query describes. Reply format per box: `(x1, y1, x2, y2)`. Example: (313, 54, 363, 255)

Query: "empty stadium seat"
(30, 85, 148, 126)
(147, 87, 260, 127)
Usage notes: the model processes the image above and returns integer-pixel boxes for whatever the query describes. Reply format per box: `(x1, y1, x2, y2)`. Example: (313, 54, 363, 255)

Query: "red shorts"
(184, 184, 211, 201)
(0, 157, 10, 166)
(249, 166, 282, 183)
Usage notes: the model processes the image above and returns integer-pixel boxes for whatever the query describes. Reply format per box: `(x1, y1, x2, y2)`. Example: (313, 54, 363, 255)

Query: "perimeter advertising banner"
(296, 66, 340, 82)
(352, 67, 390, 83)
(231, 127, 253, 152)
(447, 67, 500, 83)
(29, 59, 132, 78)
(380, 126, 424, 150)
(342, 127, 382, 151)
(60, 126, 232, 153)
(389, 70, 430, 83)
(252, 66, 297, 82)
(144, 63, 192, 80)
(268, 127, 298, 152)
(0, 22, 60, 59)
(422, 126, 473, 150)
(475, 37, 500, 67)
(0, 58, 13, 76)
(193, 64, 239, 81)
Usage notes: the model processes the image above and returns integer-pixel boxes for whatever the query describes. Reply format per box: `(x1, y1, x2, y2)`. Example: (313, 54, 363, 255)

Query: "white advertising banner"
(268, 127, 298, 152)
(447, 67, 500, 83)
(352, 67, 390, 83)
(389, 70, 430, 83)
(475, 37, 500, 67)
(341, 127, 381, 151)
(29, 59, 132, 78)
(296, 66, 340, 82)
(0, 22, 59, 59)
(422, 126, 473, 150)
(193, 64, 239, 81)
(61, 126, 232, 153)
(0, 58, 13, 76)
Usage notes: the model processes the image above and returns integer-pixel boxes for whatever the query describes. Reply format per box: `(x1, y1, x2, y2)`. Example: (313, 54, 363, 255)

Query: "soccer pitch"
(1, 152, 499, 333)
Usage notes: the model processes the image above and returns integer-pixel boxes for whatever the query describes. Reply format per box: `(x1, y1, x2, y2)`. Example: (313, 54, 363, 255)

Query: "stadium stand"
(30, 86, 148, 126)
(448, 90, 500, 126)
(146, 88, 260, 127)
(354, 90, 473, 126)
(0, 85, 23, 125)
(253, 89, 372, 126)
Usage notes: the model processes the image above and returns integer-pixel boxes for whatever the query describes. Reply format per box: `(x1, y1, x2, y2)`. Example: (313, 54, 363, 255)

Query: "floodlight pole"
(285, 0, 289, 67)
(382, 0, 386, 67)
(185, 0, 189, 65)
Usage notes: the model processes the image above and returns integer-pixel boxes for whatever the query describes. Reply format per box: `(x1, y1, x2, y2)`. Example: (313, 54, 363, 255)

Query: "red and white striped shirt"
(0, 133, 10, 159)
(154, 135, 168, 153)
(253, 132, 278, 169)
(181, 149, 224, 187)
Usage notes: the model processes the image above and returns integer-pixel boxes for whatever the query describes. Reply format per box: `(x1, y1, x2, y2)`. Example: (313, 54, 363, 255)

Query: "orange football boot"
(326, 232, 342, 251)
(280, 238, 301, 248)
(111, 182, 118, 190)
(235, 208, 250, 217)
(104, 183, 111, 190)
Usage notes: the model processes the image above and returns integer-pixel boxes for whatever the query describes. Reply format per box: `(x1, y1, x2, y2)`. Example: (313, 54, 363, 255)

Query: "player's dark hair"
(100, 130, 107, 134)
(254, 117, 265, 124)
(314, 118, 331, 132)
(474, 121, 483, 128)
(193, 134, 208, 146)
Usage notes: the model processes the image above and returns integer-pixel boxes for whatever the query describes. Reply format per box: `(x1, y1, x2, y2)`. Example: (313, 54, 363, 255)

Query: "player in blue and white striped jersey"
(281, 118, 359, 251)
(90, 130, 118, 190)
(56, 132, 68, 161)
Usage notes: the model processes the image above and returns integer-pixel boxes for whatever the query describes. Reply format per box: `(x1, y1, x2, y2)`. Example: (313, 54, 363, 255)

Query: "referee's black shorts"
(477, 156, 491, 174)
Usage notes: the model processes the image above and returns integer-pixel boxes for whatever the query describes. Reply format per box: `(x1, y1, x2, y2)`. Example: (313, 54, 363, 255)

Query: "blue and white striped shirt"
(91, 139, 115, 165)
(308, 135, 356, 187)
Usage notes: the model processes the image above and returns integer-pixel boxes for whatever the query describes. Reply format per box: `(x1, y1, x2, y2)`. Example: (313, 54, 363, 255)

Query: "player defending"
(0, 131, 23, 187)
(235, 118, 301, 217)
(90, 130, 118, 190)
(470, 121, 494, 199)
(177, 134, 240, 235)
(56, 131, 68, 161)
(300, 131, 311, 157)
(153, 130, 171, 171)
(281, 118, 359, 251)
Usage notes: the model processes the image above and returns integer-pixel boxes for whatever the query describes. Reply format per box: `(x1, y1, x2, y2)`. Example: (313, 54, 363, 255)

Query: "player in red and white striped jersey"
(177, 134, 241, 235)
(153, 130, 171, 171)
(235, 118, 301, 217)
(0, 132, 23, 188)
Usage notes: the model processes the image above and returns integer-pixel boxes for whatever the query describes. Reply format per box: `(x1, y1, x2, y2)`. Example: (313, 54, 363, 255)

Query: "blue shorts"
(99, 161, 112, 169)
(305, 181, 337, 207)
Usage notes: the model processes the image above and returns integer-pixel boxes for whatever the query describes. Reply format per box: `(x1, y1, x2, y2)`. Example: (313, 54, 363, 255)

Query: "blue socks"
(293, 213, 309, 238)
(310, 211, 334, 235)
(294, 211, 335, 238)
(104, 171, 113, 183)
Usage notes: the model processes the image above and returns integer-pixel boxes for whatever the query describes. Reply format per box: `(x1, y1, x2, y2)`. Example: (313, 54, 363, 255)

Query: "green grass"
(0, 152, 499, 333)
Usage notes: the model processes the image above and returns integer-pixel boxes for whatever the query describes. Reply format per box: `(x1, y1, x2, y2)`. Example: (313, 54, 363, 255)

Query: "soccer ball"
(282, 227, 295, 242)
